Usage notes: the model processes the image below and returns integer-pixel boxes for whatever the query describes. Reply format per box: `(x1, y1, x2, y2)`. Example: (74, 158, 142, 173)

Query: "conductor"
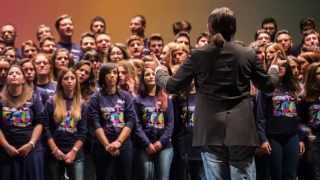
(156, 7, 279, 180)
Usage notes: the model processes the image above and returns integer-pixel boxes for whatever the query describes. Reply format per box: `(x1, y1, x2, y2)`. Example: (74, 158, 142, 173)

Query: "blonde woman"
(45, 69, 87, 180)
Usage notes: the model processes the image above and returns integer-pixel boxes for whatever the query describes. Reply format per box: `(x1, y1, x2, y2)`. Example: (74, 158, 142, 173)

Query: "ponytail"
(210, 33, 225, 48)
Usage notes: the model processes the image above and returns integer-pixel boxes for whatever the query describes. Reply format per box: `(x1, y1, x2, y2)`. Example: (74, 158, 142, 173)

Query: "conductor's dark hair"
(208, 7, 236, 47)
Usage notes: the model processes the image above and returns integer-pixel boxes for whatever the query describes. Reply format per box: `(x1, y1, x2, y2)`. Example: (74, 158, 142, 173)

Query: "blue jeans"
(139, 147, 173, 180)
(47, 150, 84, 180)
(201, 146, 256, 180)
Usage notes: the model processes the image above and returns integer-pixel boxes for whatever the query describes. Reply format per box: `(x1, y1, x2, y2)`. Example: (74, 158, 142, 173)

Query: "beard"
(4, 36, 15, 46)
(132, 29, 144, 37)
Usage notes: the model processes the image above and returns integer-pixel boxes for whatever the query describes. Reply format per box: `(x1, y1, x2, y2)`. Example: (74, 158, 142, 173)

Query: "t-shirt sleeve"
(87, 93, 102, 130)
(255, 91, 269, 143)
(124, 93, 137, 130)
(159, 97, 174, 147)
(133, 98, 151, 147)
(75, 107, 88, 143)
(43, 98, 54, 139)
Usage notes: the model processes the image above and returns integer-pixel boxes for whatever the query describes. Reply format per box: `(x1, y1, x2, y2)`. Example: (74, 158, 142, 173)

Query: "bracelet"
(29, 141, 35, 149)
(72, 147, 79, 152)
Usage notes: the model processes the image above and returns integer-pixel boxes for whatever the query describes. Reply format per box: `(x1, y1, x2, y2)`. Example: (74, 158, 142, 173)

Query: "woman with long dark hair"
(20, 58, 37, 87)
(256, 60, 305, 180)
(74, 60, 96, 102)
(52, 48, 74, 81)
(134, 67, 174, 180)
(82, 50, 102, 82)
(87, 63, 135, 180)
(74, 60, 96, 180)
(300, 62, 320, 180)
(107, 44, 128, 63)
(0, 65, 45, 180)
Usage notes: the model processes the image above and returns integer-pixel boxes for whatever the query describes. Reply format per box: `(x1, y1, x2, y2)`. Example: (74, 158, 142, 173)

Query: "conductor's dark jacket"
(156, 42, 277, 146)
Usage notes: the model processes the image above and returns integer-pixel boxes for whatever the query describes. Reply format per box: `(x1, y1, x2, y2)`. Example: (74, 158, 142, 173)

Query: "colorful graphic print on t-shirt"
(57, 111, 77, 133)
(2, 102, 32, 128)
(142, 106, 165, 129)
(100, 99, 125, 128)
(272, 94, 297, 117)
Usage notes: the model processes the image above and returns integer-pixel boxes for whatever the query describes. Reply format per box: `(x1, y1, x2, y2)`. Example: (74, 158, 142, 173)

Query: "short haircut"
(21, 40, 38, 52)
(196, 32, 210, 43)
(1, 24, 16, 33)
(52, 48, 74, 66)
(300, 17, 317, 32)
(254, 29, 270, 41)
(302, 29, 320, 46)
(55, 14, 72, 31)
(95, 32, 110, 39)
(303, 29, 319, 40)
(261, 17, 277, 29)
(36, 24, 51, 41)
(148, 33, 164, 47)
(39, 35, 55, 48)
(208, 7, 236, 42)
(174, 32, 191, 44)
(275, 29, 291, 41)
(80, 32, 96, 45)
(172, 20, 192, 35)
(132, 15, 146, 28)
(82, 49, 102, 62)
(127, 35, 144, 46)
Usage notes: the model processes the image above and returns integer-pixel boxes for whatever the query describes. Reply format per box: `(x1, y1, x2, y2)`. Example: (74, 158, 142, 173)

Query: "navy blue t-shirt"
(87, 90, 136, 141)
(44, 97, 87, 153)
(256, 88, 301, 142)
(0, 91, 46, 148)
(37, 82, 57, 100)
(134, 95, 174, 148)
